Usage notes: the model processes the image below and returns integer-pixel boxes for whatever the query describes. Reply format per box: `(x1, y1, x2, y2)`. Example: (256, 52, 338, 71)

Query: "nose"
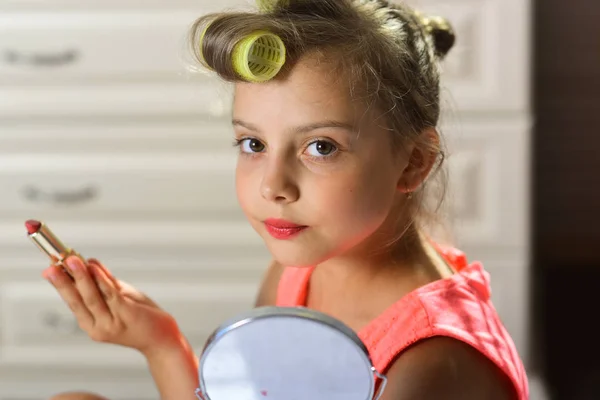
(260, 157, 300, 204)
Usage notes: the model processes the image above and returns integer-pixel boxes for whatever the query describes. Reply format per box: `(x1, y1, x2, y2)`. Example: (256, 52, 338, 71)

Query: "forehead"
(232, 53, 360, 124)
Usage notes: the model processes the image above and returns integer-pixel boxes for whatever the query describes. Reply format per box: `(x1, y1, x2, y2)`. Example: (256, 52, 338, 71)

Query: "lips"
(264, 218, 308, 240)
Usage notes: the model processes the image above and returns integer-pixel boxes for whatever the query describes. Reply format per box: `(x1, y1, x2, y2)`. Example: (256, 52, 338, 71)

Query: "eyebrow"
(232, 118, 356, 134)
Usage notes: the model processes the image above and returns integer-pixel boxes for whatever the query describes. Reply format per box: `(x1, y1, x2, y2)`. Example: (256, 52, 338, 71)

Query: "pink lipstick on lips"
(264, 218, 308, 240)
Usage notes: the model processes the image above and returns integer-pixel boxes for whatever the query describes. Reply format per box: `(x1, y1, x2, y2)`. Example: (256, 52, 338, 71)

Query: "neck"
(315, 223, 428, 286)
(308, 224, 437, 330)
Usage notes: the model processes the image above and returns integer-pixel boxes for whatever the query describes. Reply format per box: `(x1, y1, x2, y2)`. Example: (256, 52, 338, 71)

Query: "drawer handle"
(22, 185, 98, 205)
(3, 49, 80, 67)
(42, 311, 83, 335)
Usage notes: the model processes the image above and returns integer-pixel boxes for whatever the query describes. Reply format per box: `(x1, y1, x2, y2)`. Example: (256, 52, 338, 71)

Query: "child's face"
(232, 55, 410, 267)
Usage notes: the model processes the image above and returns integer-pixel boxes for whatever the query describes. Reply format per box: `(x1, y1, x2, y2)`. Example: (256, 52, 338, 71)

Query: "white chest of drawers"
(0, 0, 534, 398)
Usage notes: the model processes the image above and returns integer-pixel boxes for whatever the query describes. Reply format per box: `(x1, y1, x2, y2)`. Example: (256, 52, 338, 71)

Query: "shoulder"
(254, 259, 285, 307)
(380, 336, 515, 400)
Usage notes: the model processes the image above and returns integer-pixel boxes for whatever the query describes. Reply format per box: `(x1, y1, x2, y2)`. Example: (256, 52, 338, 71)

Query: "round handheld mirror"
(196, 306, 387, 400)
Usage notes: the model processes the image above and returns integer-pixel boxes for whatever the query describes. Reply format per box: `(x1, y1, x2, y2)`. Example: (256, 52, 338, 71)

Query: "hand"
(42, 256, 182, 357)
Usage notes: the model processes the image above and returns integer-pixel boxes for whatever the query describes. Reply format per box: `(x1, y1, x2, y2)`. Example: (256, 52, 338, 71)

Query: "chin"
(264, 239, 332, 268)
(248, 220, 339, 267)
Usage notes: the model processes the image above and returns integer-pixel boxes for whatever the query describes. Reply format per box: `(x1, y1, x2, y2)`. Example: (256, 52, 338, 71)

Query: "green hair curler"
(198, 19, 286, 83)
(231, 30, 286, 82)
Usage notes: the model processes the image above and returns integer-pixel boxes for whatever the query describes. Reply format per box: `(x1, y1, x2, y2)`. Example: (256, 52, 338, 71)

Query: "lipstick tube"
(26, 220, 81, 273)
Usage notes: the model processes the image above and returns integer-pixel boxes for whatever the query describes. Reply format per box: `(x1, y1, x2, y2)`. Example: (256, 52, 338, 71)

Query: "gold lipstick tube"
(27, 220, 81, 276)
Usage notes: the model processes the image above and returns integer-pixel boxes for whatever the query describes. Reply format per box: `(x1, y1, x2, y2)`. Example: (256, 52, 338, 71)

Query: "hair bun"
(421, 15, 456, 59)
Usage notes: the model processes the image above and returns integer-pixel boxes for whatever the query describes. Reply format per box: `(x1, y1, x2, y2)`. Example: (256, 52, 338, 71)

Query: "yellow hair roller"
(198, 22, 212, 69)
(231, 30, 286, 82)
(198, 19, 286, 83)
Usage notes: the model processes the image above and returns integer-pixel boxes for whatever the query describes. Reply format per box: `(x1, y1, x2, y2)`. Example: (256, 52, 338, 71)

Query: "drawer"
(0, 219, 262, 253)
(0, 281, 257, 367)
(0, 153, 240, 221)
(0, 12, 234, 118)
(0, 11, 210, 82)
(0, 379, 158, 400)
(0, 119, 236, 155)
(0, 383, 158, 400)
(406, 0, 530, 112)
(0, 1, 529, 114)
(438, 117, 531, 248)
(0, 206, 270, 273)
(0, 0, 249, 11)
(0, 219, 267, 278)
(0, 81, 231, 120)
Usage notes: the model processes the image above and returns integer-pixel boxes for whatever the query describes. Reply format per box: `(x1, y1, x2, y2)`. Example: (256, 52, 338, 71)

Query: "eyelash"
(232, 137, 248, 150)
(304, 139, 339, 162)
(232, 137, 340, 162)
(232, 137, 263, 161)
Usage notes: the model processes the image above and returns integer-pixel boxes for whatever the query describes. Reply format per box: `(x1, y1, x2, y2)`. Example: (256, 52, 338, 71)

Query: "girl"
(47, 0, 528, 399)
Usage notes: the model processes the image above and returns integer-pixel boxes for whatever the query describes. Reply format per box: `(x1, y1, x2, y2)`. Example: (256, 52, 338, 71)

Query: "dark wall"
(533, 0, 600, 398)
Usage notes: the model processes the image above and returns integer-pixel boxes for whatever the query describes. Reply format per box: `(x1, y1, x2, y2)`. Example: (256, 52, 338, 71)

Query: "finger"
(45, 265, 95, 330)
(64, 256, 113, 322)
(43, 263, 73, 281)
(42, 264, 55, 279)
(88, 258, 158, 308)
(89, 264, 119, 307)
(87, 258, 120, 288)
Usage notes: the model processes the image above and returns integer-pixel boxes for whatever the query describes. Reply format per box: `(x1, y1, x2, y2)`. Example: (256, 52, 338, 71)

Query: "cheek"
(235, 161, 257, 213)
(314, 166, 397, 232)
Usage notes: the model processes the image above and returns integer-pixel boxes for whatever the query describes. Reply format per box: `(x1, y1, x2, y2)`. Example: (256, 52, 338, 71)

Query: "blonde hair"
(189, 0, 456, 242)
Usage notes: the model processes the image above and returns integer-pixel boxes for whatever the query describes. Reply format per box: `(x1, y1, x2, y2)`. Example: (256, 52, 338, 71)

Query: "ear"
(398, 127, 440, 193)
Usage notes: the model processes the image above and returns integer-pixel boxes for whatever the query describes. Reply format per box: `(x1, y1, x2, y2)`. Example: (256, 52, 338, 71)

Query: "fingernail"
(46, 271, 59, 283)
(65, 257, 82, 273)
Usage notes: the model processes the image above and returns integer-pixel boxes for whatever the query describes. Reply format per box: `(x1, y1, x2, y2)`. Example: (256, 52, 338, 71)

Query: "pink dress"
(275, 244, 529, 399)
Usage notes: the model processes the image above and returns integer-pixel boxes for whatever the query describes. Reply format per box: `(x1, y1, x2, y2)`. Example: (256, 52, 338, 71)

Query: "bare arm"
(379, 337, 516, 400)
(144, 333, 200, 400)
(146, 258, 284, 399)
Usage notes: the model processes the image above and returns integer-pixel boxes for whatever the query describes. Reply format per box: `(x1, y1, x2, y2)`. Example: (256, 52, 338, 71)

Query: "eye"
(306, 140, 337, 157)
(239, 138, 265, 153)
